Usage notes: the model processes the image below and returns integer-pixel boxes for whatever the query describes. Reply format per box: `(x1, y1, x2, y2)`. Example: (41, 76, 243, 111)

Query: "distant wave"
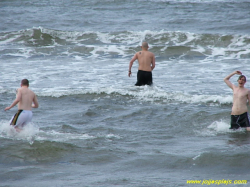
(1, 27, 250, 60)
(34, 87, 233, 105)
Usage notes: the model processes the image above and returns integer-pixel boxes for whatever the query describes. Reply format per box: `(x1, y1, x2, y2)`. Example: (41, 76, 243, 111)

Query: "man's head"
(21, 79, 29, 87)
(141, 42, 149, 49)
(238, 75, 246, 87)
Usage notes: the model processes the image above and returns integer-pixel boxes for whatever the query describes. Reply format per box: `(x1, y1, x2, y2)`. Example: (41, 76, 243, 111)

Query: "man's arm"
(224, 71, 242, 90)
(5, 89, 22, 111)
(151, 54, 155, 71)
(32, 94, 39, 108)
(247, 93, 250, 130)
(247, 90, 250, 106)
(128, 53, 138, 77)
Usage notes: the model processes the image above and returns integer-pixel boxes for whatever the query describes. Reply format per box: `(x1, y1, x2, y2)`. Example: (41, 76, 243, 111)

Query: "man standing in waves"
(128, 42, 155, 86)
(5, 79, 39, 132)
(224, 71, 250, 131)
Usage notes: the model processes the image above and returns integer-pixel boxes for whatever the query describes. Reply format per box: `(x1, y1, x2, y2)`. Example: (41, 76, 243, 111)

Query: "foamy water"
(1, 0, 250, 186)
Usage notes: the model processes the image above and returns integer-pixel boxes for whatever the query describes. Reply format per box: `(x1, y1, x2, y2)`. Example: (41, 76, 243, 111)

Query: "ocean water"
(1, 0, 250, 186)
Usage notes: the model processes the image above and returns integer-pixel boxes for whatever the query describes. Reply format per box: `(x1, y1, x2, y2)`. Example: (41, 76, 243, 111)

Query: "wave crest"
(1, 27, 250, 60)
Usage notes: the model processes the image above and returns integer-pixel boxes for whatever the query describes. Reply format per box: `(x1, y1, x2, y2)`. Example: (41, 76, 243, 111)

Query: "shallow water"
(1, 0, 250, 186)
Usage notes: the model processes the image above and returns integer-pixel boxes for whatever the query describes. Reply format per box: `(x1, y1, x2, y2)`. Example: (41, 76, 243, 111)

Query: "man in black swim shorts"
(230, 112, 250, 129)
(128, 42, 155, 86)
(135, 70, 153, 86)
(224, 71, 250, 131)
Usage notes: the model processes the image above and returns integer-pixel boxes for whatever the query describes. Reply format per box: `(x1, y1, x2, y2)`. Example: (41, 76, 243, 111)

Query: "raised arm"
(224, 71, 242, 90)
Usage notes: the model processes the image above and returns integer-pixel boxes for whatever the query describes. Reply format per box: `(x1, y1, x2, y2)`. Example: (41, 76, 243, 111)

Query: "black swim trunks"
(230, 112, 250, 129)
(135, 70, 153, 86)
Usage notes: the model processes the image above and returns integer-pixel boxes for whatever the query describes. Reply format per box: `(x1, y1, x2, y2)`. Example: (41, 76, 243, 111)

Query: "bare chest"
(233, 89, 248, 100)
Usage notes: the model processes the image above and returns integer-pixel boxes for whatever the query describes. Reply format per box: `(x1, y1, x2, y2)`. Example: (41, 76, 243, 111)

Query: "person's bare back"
(128, 42, 155, 77)
(17, 87, 37, 110)
(136, 50, 155, 72)
(128, 42, 156, 86)
(5, 79, 39, 131)
(5, 79, 38, 111)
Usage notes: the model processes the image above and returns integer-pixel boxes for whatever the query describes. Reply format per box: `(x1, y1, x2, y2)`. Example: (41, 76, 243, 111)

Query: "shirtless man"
(128, 42, 155, 86)
(5, 79, 39, 131)
(224, 71, 250, 131)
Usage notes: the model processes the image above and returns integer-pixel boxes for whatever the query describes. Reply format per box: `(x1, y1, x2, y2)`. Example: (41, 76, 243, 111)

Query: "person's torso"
(18, 88, 35, 110)
(137, 51, 153, 72)
(232, 87, 248, 115)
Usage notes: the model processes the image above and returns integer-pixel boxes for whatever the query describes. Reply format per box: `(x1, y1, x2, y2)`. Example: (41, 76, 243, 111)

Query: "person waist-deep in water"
(224, 71, 250, 131)
(128, 42, 155, 86)
(5, 79, 39, 132)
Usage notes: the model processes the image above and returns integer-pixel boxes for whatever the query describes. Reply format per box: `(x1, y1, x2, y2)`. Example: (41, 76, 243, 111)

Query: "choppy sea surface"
(1, 0, 250, 186)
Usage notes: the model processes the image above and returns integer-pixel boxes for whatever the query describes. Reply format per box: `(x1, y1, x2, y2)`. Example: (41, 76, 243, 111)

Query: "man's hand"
(128, 71, 132, 77)
(235, 70, 242, 75)
(5, 106, 11, 111)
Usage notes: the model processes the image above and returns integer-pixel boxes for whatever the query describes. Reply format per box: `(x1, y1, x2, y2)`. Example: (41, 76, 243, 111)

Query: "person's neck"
(238, 85, 244, 89)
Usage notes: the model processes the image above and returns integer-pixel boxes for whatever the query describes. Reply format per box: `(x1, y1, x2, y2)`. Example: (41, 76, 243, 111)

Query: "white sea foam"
(0, 121, 39, 144)
(35, 130, 95, 142)
(208, 120, 248, 133)
(1, 28, 249, 108)
(207, 121, 231, 133)
(34, 85, 233, 105)
(197, 120, 248, 137)
(0, 120, 97, 144)
(1, 28, 250, 61)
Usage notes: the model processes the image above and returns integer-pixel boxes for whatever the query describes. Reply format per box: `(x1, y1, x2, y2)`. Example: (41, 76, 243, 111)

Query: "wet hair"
(21, 79, 29, 86)
(238, 75, 246, 82)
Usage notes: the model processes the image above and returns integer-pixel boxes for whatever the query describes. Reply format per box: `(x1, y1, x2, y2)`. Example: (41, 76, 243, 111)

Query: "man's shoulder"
(147, 51, 155, 56)
(235, 87, 250, 94)
(29, 89, 36, 95)
(21, 87, 35, 95)
(141, 50, 154, 55)
(244, 87, 250, 92)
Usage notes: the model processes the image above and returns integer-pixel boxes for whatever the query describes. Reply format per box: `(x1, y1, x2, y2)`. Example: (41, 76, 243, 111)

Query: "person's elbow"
(32, 103, 39, 108)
